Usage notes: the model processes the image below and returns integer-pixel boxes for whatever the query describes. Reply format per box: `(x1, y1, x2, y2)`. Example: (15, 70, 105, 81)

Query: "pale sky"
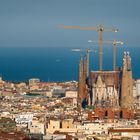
(0, 0, 140, 47)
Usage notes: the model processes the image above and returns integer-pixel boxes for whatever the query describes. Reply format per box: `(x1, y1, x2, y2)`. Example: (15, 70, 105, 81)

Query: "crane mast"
(99, 26, 103, 71)
(114, 45, 116, 71)
(112, 40, 124, 70)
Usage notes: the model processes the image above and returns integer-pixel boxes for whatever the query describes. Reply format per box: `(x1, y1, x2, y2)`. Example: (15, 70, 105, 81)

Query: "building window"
(60, 122, 62, 128)
(105, 110, 108, 117)
(107, 96, 109, 100)
(120, 111, 123, 119)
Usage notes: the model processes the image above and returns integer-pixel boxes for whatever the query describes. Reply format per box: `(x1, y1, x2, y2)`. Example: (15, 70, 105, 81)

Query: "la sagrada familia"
(78, 51, 134, 119)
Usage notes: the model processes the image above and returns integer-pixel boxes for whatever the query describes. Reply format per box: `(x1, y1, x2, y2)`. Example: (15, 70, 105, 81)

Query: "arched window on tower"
(107, 96, 109, 100)
(120, 111, 123, 119)
(105, 110, 108, 118)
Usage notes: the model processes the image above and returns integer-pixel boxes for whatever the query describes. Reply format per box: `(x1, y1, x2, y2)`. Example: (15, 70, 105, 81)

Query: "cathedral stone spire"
(78, 56, 84, 108)
(96, 75, 103, 85)
(84, 55, 88, 81)
(121, 51, 133, 108)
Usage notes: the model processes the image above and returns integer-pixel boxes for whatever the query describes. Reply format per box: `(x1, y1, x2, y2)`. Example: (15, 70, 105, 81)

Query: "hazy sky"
(0, 0, 140, 47)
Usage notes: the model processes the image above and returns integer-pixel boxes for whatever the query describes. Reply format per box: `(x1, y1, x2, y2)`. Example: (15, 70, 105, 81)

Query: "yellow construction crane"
(61, 25, 118, 71)
(112, 40, 124, 71)
(88, 39, 123, 70)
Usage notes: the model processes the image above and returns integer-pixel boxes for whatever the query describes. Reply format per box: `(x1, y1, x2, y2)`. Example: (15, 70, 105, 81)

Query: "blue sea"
(0, 46, 139, 82)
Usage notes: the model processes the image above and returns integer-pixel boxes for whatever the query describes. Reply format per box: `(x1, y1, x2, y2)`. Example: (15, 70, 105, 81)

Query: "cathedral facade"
(78, 51, 134, 119)
(91, 71, 120, 108)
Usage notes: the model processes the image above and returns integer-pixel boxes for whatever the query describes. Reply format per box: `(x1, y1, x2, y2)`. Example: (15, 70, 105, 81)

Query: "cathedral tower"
(78, 54, 90, 108)
(121, 52, 133, 108)
(78, 56, 84, 108)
